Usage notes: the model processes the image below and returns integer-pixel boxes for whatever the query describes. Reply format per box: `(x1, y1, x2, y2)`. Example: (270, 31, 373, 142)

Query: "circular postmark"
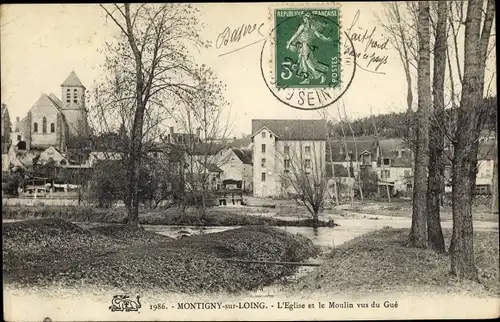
(260, 8, 357, 111)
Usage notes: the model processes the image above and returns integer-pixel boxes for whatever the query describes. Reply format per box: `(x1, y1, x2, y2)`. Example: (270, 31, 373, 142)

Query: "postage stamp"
(261, 3, 351, 110)
(274, 8, 341, 89)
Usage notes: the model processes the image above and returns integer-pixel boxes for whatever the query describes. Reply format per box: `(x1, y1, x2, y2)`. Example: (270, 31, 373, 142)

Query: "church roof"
(34, 94, 60, 110)
(61, 70, 85, 88)
(48, 93, 62, 109)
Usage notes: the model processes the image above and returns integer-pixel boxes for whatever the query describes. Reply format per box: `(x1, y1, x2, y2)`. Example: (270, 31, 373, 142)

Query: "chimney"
(397, 149, 402, 158)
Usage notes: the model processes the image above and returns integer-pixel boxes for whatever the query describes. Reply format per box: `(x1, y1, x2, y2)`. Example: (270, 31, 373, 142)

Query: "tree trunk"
(426, 0, 447, 253)
(491, 137, 498, 214)
(408, 1, 431, 248)
(450, 0, 494, 280)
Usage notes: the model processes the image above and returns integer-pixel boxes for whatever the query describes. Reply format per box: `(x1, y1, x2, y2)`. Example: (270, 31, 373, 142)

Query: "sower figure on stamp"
(286, 13, 331, 85)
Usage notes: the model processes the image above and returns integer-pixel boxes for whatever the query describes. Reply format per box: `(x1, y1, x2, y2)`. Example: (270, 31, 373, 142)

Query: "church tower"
(60, 70, 88, 139)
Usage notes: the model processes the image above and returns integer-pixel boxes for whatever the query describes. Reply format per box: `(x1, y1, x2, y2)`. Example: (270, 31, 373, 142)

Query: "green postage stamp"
(274, 8, 340, 89)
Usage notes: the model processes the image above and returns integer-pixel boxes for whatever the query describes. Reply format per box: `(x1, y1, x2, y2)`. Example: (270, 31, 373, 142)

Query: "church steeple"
(61, 70, 85, 110)
(60, 70, 88, 139)
(61, 70, 85, 88)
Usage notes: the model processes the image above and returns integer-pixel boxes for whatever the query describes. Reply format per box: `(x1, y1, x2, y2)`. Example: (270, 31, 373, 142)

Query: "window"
(261, 172, 266, 182)
(284, 159, 290, 169)
(33, 122, 38, 132)
(262, 131, 266, 138)
(261, 158, 266, 167)
(261, 144, 266, 153)
(406, 183, 413, 190)
(50, 123, 55, 133)
(284, 145, 290, 155)
(17, 135, 21, 141)
(305, 146, 311, 154)
(270, 133, 273, 138)
(382, 169, 390, 178)
(383, 158, 390, 166)
(66, 89, 71, 103)
(404, 170, 411, 177)
(305, 159, 311, 168)
(42, 117, 47, 133)
(73, 89, 78, 104)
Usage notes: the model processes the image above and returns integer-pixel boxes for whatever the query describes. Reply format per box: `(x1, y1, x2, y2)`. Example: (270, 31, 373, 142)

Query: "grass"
(3, 218, 319, 293)
(288, 227, 499, 297)
(2, 205, 337, 227)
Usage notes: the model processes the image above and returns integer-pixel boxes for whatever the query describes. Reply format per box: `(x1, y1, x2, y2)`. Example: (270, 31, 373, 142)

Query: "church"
(12, 70, 89, 152)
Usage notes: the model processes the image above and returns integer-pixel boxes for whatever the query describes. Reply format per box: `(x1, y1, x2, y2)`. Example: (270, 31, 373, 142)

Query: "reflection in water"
(312, 226, 319, 237)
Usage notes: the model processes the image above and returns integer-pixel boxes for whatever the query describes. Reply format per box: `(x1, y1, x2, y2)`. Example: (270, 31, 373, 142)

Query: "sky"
(1, 3, 496, 137)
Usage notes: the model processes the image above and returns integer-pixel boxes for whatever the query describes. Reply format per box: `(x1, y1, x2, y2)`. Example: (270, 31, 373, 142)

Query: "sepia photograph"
(1, 1, 498, 321)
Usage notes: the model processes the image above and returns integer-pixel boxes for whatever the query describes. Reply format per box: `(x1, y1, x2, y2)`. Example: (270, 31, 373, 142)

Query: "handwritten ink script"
(344, 10, 390, 73)
(216, 23, 265, 57)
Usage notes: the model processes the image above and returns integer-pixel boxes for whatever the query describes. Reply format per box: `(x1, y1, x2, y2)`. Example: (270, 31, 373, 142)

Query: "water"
(3, 217, 497, 248)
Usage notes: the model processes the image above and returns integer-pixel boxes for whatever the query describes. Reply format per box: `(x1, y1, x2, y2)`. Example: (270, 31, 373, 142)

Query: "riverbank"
(3, 218, 319, 293)
(1, 205, 337, 227)
(284, 227, 499, 298)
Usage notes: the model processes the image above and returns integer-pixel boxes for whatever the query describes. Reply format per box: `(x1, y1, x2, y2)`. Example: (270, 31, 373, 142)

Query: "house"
(215, 147, 253, 192)
(251, 119, 327, 198)
(15, 70, 89, 152)
(327, 137, 413, 195)
(444, 139, 497, 194)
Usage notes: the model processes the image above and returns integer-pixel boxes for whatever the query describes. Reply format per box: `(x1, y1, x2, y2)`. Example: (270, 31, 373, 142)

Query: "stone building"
(16, 70, 89, 152)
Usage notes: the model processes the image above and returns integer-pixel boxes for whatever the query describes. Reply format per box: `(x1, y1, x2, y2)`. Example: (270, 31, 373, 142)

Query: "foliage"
(1, 205, 338, 228)
(2, 171, 24, 196)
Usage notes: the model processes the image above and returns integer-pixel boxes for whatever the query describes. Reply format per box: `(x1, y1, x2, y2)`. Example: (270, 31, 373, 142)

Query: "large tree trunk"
(450, 0, 495, 280)
(426, 0, 447, 253)
(125, 3, 146, 228)
(491, 136, 498, 214)
(408, 1, 431, 248)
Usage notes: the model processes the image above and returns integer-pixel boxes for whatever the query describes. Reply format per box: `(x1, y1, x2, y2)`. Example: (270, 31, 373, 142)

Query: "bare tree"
(369, 111, 391, 202)
(168, 70, 231, 220)
(278, 141, 327, 226)
(341, 101, 364, 202)
(377, 2, 418, 151)
(324, 120, 339, 206)
(408, 1, 431, 249)
(336, 104, 354, 207)
(99, 3, 214, 227)
(426, 1, 447, 253)
(450, 0, 495, 280)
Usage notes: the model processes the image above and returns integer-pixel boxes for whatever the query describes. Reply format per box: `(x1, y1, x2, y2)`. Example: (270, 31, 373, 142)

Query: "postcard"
(1, 2, 498, 321)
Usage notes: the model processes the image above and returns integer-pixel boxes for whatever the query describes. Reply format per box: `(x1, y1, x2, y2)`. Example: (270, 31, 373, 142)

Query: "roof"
(232, 148, 252, 165)
(327, 138, 377, 162)
(206, 163, 223, 173)
(191, 142, 227, 156)
(478, 141, 496, 160)
(252, 119, 327, 140)
(48, 93, 62, 109)
(378, 138, 407, 154)
(61, 70, 85, 88)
